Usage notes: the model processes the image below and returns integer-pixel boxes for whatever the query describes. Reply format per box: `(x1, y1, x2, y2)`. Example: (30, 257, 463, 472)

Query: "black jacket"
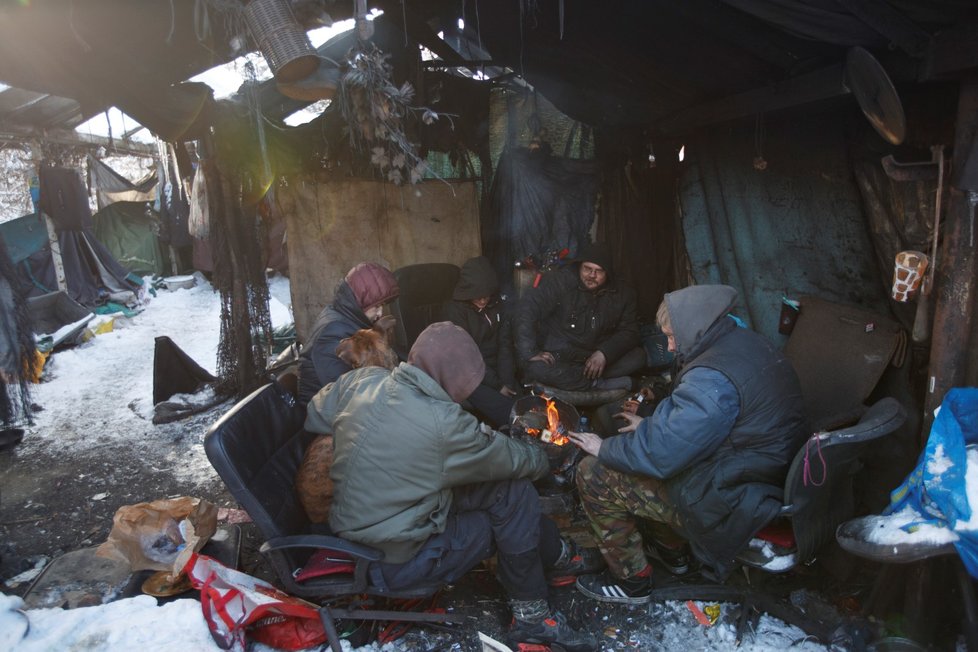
(446, 256, 516, 390)
(297, 282, 372, 405)
(513, 265, 639, 365)
(445, 299, 515, 390)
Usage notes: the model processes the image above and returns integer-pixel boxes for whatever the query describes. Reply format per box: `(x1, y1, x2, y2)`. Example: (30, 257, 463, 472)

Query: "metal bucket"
(244, 0, 319, 83)
(511, 395, 580, 495)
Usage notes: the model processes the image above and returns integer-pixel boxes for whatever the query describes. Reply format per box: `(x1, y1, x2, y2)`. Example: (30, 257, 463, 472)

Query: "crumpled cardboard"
(96, 497, 217, 573)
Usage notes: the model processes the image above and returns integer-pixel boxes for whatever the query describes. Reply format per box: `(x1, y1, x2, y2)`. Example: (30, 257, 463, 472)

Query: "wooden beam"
(923, 75, 978, 435)
(0, 124, 155, 156)
(835, 0, 931, 57)
(922, 23, 978, 80)
(657, 64, 847, 135)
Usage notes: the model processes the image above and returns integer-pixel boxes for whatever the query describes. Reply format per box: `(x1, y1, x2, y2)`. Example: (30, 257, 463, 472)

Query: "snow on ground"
(22, 273, 293, 486)
(4, 276, 838, 651)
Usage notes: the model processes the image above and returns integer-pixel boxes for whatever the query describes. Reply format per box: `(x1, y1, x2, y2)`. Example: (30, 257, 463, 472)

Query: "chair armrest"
(260, 535, 385, 562)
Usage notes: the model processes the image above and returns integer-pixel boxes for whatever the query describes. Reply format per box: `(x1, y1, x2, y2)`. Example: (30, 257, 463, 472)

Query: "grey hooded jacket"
(599, 285, 807, 578)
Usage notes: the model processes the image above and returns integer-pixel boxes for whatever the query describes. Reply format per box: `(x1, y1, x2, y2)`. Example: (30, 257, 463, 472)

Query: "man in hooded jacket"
(297, 262, 399, 406)
(568, 285, 807, 602)
(305, 322, 598, 651)
(514, 242, 645, 392)
(446, 256, 516, 427)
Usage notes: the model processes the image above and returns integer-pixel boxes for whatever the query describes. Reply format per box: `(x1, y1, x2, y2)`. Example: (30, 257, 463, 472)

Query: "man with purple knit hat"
(297, 262, 400, 405)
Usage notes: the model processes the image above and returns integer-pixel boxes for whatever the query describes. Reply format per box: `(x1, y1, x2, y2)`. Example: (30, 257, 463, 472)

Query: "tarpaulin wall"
(24, 167, 141, 306)
(92, 201, 167, 276)
(679, 106, 891, 344)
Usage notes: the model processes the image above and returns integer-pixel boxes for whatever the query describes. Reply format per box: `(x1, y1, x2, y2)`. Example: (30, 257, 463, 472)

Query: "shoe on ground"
(547, 541, 606, 586)
(644, 541, 692, 575)
(508, 610, 597, 652)
(575, 569, 652, 605)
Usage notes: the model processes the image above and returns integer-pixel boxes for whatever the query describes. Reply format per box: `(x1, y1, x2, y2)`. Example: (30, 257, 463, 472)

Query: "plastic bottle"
(578, 415, 590, 432)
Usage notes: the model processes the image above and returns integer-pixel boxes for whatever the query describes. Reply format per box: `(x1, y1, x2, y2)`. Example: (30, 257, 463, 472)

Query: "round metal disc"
(845, 47, 906, 145)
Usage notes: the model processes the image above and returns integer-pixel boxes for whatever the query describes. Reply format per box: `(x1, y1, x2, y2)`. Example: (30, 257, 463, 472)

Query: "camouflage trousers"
(575, 455, 686, 578)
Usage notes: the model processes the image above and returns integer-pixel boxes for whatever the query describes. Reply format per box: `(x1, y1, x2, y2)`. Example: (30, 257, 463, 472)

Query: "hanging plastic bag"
(887, 387, 978, 576)
(188, 167, 209, 239)
(183, 553, 327, 651)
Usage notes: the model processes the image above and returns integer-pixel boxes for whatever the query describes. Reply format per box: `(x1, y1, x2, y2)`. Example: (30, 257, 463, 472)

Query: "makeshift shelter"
(91, 202, 167, 277)
(1, 1, 978, 646)
(20, 166, 142, 307)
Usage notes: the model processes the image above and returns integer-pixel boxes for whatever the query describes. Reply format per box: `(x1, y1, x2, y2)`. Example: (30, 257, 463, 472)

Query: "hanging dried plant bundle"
(338, 40, 442, 185)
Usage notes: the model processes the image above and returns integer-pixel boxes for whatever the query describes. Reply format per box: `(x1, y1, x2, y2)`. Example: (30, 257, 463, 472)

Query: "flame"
(545, 398, 569, 445)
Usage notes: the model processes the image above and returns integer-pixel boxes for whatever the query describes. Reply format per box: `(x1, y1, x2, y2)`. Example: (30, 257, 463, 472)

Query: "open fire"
(524, 397, 570, 446)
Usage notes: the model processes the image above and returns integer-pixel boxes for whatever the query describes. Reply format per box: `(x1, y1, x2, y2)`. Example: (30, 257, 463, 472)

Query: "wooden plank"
(282, 178, 482, 339)
(658, 64, 847, 135)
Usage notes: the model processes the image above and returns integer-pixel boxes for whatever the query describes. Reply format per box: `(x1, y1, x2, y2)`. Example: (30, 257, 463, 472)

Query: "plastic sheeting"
(24, 167, 140, 306)
(484, 146, 598, 295)
(92, 202, 167, 276)
(679, 110, 889, 343)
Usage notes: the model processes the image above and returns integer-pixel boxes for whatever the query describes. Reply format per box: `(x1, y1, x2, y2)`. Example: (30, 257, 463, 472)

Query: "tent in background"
(16, 166, 142, 307)
(92, 201, 168, 276)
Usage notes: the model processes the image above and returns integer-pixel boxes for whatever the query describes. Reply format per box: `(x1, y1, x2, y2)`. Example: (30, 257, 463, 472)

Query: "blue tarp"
(0, 213, 48, 264)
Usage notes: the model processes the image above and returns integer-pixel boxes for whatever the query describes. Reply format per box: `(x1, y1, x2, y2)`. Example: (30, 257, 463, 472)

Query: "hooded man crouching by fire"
(305, 321, 601, 651)
(569, 285, 808, 601)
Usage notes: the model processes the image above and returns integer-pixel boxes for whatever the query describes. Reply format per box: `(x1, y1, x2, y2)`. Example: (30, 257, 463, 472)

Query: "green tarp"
(91, 201, 167, 276)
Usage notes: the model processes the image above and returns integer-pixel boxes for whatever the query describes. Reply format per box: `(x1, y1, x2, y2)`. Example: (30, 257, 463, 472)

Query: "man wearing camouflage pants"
(568, 285, 808, 602)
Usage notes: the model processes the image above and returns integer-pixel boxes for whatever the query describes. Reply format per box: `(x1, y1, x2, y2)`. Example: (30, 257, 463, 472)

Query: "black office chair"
(387, 263, 460, 355)
(204, 382, 459, 652)
(736, 397, 908, 571)
(648, 398, 909, 646)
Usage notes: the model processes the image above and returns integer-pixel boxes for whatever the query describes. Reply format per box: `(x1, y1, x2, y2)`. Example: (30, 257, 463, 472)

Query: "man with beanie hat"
(297, 262, 400, 405)
(514, 242, 645, 392)
(305, 322, 597, 651)
(568, 285, 807, 601)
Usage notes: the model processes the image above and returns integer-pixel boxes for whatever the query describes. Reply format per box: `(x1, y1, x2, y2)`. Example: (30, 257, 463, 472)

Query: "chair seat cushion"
(294, 549, 356, 582)
(736, 521, 798, 572)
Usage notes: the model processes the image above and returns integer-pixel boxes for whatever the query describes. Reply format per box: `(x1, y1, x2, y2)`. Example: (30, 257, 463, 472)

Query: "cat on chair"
(296, 316, 399, 523)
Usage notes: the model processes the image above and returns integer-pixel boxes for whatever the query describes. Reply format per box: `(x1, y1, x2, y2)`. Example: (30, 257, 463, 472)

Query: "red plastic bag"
(184, 553, 326, 650)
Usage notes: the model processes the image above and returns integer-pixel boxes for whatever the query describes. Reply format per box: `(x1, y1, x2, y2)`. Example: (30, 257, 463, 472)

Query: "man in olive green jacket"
(305, 322, 596, 651)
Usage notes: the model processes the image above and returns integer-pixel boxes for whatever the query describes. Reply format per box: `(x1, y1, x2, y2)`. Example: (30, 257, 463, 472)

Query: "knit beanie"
(577, 242, 613, 274)
(345, 262, 399, 311)
(408, 322, 485, 402)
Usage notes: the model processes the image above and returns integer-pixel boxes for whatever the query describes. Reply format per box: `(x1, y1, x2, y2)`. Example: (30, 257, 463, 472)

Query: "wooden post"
(923, 75, 978, 438)
(41, 212, 67, 293)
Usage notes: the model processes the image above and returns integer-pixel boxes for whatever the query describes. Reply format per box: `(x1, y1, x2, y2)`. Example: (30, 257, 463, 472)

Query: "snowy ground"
(0, 275, 881, 650)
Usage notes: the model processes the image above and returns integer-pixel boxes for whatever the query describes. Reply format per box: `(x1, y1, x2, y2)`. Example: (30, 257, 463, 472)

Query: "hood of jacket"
(664, 285, 738, 356)
(453, 256, 499, 301)
(408, 321, 485, 402)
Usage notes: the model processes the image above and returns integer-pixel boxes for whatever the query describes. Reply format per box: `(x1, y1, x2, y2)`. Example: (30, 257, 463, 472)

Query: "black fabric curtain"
(483, 146, 598, 295)
(28, 166, 139, 306)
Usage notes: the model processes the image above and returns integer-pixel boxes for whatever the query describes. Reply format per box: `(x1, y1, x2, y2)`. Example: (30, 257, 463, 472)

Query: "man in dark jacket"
(305, 322, 598, 651)
(297, 262, 399, 406)
(568, 285, 807, 602)
(514, 242, 645, 392)
(446, 256, 516, 427)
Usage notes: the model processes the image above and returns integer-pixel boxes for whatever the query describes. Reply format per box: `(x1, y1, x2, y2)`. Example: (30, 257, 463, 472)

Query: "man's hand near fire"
(529, 351, 556, 366)
(568, 430, 602, 457)
(614, 411, 642, 432)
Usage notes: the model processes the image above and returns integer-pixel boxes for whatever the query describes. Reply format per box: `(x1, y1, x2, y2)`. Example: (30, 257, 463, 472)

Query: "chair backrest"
(783, 295, 904, 430)
(388, 263, 460, 353)
(204, 382, 315, 568)
(782, 396, 907, 562)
